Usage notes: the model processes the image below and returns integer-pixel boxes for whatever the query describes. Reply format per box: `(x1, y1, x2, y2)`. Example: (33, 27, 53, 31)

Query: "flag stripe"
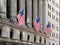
(17, 9, 25, 26)
(44, 25, 52, 36)
(33, 19, 41, 32)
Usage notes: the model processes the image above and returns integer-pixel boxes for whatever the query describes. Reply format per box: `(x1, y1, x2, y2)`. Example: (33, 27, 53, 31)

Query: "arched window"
(10, 28, 13, 38)
(52, 43, 54, 45)
(44, 38, 46, 44)
(20, 31, 23, 40)
(39, 37, 41, 43)
(34, 35, 36, 42)
(27, 34, 30, 41)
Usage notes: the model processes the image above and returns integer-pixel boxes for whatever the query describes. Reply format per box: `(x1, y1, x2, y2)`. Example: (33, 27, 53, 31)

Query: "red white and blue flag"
(33, 18, 41, 32)
(17, 9, 25, 26)
(44, 22, 52, 35)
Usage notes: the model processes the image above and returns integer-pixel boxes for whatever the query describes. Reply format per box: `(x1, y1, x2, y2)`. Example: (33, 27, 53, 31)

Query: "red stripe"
(44, 26, 51, 35)
(33, 21, 41, 32)
(17, 14, 25, 26)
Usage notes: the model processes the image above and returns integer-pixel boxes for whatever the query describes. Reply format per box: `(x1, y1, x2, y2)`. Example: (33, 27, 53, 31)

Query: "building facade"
(0, 0, 59, 45)
(46, 0, 59, 45)
(59, 0, 60, 45)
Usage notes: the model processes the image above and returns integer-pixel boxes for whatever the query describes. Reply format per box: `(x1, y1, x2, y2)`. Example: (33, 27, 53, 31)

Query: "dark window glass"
(27, 34, 30, 41)
(52, 43, 54, 45)
(39, 37, 41, 43)
(34, 35, 36, 42)
(10, 29, 13, 38)
(44, 38, 46, 44)
(20, 31, 23, 40)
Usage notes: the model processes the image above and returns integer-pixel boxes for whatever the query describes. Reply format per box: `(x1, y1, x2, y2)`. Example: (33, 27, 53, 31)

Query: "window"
(20, 31, 23, 40)
(34, 35, 36, 42)
(27, 34, 30, 41)
(52, 24, 55, 29)
(10, 29, 13, 38)
(49, 0, 51, 1)
(48, 11, 51, 17)
(52, 7, 55, 13)
(48, 21, 51, 26)
(44, 38, 46, 44)
(56, 17, 58, 22)
(48, 4, 51, 10)
(56, 11, 58, 16)
(49, 42, 50, 45)
(52, 43, 54, 45)
(48, 4, 49, 9)
(52, 0, 55, 5)
(55, 3, 58, 8)
(52, 7, 53, 12)
(50, 5, 51, 10)
(56, 26, 58, 31)
(39, 37, 41, 43)
(52, 32, 55, 37)
(56, 34, 58, 38)
(52, 14, 55, 20)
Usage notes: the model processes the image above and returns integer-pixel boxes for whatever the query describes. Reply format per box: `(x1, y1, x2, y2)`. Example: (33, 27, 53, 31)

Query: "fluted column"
(27, 0, 32, 27)
(33, 0, 38, 22)
(20, 0, 25, 25)
(0, 0, 7, 18)
(39, 0, 45, 28)
(10, 0, 17, 22)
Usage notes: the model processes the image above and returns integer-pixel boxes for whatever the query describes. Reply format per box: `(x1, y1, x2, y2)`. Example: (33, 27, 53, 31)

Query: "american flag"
(44, 23, 52, 35)
(17, 9, 25, 26)
(33, 18, 41, 32)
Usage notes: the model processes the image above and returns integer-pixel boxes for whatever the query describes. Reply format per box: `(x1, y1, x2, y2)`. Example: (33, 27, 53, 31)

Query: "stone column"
(36, 35, 39, 43)
(46, 38, 49, 45)
(20, 0, 25, 25)
(39, 0, 44, 28)
(0, 0, 7, 19)
(10, 0, 17, 22)
(33, 0, 38, 22)
(41, 37, 44, 44)
(39, 0, 45, 33)
(26, 0, 32, 27)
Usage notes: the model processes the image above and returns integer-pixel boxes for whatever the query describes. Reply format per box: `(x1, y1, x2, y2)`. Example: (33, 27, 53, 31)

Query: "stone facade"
(0, 0, 49, 45)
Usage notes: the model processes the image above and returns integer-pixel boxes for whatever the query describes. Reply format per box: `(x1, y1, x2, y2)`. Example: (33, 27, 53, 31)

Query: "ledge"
(0, 18, 50, 38)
